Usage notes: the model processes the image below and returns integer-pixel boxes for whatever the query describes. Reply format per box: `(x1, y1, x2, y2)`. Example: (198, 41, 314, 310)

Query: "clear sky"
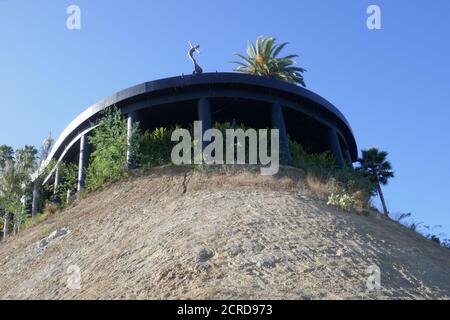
(1, 1, 449, 236)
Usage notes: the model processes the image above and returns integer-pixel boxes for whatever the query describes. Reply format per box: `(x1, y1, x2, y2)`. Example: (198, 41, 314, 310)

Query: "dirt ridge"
(1, 166, 449, 299)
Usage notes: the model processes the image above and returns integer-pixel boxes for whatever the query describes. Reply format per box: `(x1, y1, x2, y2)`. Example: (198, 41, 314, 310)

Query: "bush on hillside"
(42, 201, 59, 215)
(139, 127, 177, 170)
(43, 160, 78, 205)
(327, 193, 357, 211)
(85, 106, 140, 191)
(289, 139, 373, 208)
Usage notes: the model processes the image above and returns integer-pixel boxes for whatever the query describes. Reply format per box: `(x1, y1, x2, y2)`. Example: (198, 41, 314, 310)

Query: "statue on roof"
(188, 41, 203, 75)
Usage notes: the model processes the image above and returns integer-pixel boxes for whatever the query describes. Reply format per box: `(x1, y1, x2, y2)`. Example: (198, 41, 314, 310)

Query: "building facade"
(33, 72, 358, 215)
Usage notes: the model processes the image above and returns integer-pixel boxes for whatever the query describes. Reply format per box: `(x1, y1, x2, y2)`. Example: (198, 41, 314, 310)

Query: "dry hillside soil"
(1, 166, 450, 299)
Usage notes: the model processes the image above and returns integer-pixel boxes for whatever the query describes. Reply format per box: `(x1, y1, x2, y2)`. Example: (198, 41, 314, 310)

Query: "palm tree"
(15, 145, 38, 175)
(233, 36, 306, 87)
(39, 133, 53, 167)
(0, 145, 14, 174)
(357, 148, 394, 217)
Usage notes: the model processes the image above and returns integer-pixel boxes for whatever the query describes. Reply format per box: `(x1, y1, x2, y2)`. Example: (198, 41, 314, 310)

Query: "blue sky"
(1, 0, 449, 235)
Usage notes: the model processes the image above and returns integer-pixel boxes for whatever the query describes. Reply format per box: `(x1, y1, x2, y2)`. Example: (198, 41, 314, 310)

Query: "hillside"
(1, 166, 449, 299)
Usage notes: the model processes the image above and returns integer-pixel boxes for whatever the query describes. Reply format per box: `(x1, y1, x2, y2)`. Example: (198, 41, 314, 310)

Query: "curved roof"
(45, 72, 358, 167)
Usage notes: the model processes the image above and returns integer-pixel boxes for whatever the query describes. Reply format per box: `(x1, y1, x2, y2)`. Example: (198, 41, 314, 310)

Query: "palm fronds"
(232, 36, 306, 87)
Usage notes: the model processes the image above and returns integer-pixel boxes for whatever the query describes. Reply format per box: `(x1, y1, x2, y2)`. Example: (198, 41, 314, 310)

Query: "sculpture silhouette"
(188, 41, 203, 75)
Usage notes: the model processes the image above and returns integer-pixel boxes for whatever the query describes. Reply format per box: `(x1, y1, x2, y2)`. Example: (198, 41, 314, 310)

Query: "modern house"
(33, 72, 358, 215)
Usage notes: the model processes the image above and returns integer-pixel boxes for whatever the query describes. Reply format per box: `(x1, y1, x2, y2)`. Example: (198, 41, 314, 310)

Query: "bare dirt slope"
(1, 166, 449, 300)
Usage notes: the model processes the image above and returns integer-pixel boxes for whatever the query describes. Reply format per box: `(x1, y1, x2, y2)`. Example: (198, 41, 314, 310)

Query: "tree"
(16, 145, 38, 174)
(357, 148, 394, 217)
(39, 133, 54, 166)
(0, 145, 14, 174)
(0, 145, 16, 240)
(0, 145, 38, 240)
(30, 136, 53, 217)
(0, 196, 9, 241)
(233, 36, 306, 86)
(13, 145, 37, 232)
(42, 160, 78, 204)
(86, 106, 140, 191)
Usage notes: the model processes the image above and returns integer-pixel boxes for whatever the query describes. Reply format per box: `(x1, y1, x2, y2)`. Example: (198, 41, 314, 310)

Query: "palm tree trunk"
(376, 180, 389, 217)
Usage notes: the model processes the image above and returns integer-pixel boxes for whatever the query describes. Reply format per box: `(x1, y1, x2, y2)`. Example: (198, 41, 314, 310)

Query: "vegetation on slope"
(1, 168, 450, 299)
(1, 106, 449, 249)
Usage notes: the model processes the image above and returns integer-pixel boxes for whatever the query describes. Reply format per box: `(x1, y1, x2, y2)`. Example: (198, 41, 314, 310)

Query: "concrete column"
(77, 134, 89, 191)
(327, 127, 345, 168)
(343, 147, 352, 165)
(2, 212, 10, 241)
(271, 102, 293, 166)
(197, 97, 212, 150)
(54, 165, 60, 195)
(126, 111, 137, 168)
(31, 180, 40, 218)
(52, 165, 61, 203)
(66, 188, 72, 204)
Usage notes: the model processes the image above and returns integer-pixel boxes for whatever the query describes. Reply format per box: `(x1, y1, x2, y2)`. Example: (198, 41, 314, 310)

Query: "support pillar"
(327, 127, 345, 168)
(54, 165, 60, 195)
(53, 165, 61, 203)
(126, 111, 137, 168)
(31, 180, 40, 218)
(77, 134, 89, 191)
(17, 196, 26, 234)
(2, 213, 9, 241)
(66, 188, 72, 204)
(343, 147, 352, 165)
(271, 102, 293, 166)
(197, 97, 212, 150)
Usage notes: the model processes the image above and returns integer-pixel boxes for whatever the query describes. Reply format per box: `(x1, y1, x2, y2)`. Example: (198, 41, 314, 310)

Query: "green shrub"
(213, 122, 275, 163)
(58, 162, 78, 204)
(290, 139, 374, 207)
(79, 117, 373, 209)
(138, 122, 275, 169)
(43, 161, 78, 205)
(290, 139, 337, 174)
(327, 193, 357, 211)
(139, 127, 177, 170)
(86, 106, 139, 191)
